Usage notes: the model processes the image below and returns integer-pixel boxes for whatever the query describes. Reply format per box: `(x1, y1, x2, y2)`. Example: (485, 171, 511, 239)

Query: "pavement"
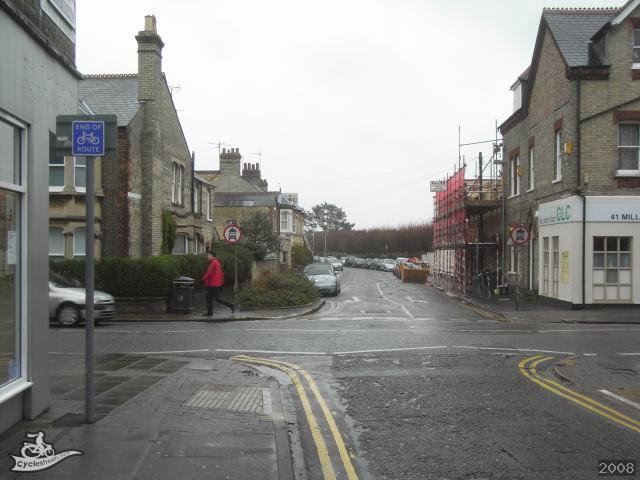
(435, 285, 640, 324)
(111, 299, 325, 323)
(0, 352, 301, 480)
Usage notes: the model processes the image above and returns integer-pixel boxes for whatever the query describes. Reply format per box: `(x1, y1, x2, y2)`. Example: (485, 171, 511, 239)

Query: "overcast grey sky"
(76, 0, 622, 229)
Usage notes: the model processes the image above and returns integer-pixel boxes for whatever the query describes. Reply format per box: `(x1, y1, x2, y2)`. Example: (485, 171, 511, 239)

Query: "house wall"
(503, 27, 579, 291)
(0, 3, 79, 433)
(581, 8, 640, 194)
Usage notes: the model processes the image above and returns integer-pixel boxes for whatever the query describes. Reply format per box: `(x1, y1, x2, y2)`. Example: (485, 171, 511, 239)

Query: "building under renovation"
(432, 158, 503, 296)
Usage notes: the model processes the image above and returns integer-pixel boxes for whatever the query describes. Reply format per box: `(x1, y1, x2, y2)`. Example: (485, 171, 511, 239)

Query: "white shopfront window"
(538, 196, 640, 305)
(0, 113, 26, 390)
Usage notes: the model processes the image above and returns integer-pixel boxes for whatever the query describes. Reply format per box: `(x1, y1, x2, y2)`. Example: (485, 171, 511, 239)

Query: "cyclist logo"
(9, 431, 83, 472)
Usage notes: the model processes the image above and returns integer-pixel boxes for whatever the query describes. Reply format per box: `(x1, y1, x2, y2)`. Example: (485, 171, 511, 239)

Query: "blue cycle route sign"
(72, 121, 105, 156)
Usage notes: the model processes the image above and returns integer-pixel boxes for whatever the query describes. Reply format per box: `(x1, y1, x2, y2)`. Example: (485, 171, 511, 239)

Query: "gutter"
(577, 79, 586, 308)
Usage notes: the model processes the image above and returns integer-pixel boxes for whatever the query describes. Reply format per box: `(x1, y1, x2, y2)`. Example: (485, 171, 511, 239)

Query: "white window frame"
(74, 156, 86, 192)
(553, 130, 562, 182)
(280, 209, 292, 232)
(172, 233, 188, 255)
(48, 145, 64, 192)
(592, 236, 633, 302)
(542, 236, 549, 295)
(617, 123, 640, 175)
(172, 163, 183, 205)
(73, 228, 86, 258)
(49, 227, 65, 258)
(205, 189, 211, 221)
(527, 145, 535, 191)
(510, 155, 520, 197)
(633, 27, 640, 69)
(551, 236, 559, 297)
(194, 183, 200, 214)
(0, 110, 31, 398)
(171, 163, 177, 204)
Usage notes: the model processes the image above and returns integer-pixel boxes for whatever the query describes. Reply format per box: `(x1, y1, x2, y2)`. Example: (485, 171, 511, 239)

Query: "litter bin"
(168, 276, 194, 313)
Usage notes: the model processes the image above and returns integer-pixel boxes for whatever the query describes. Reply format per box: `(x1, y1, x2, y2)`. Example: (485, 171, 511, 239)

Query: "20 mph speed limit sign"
(510, 223, 531, 246)
(223, 223, 243, 244)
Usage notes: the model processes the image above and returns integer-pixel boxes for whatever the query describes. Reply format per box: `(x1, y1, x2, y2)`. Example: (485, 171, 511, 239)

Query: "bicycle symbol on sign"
(76, 131, 100, 146)
(20, 432, 54, 459)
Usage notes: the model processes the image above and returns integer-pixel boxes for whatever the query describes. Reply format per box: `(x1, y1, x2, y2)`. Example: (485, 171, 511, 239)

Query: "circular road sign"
(510, 223, 531, 246)
(223, 223, 243, 244)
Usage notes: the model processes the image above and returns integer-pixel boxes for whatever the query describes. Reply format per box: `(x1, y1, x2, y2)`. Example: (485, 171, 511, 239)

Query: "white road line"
(457, 329, 532, 333)
(451, 346, 575, 355)
(599, 389, 640, 411)
(335, 346, 449, 355)
(583, 353, 598, 356)
(98, 329, 207, 334)
(128, 349, 210, 354)
(618, 353, 640, 356)
(377, 282, 413, 318)
(352, 296, 360, 302)
(245, 328, 338, 332)
(539, 328, 640, 333)
(215, 349, 327, 355)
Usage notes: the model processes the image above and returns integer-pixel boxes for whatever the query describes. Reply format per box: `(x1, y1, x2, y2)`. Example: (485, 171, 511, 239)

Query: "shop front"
(538, 196, 640, 306)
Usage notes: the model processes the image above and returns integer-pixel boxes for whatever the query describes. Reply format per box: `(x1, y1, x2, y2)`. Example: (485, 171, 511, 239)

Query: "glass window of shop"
(0, 116, 23, 388)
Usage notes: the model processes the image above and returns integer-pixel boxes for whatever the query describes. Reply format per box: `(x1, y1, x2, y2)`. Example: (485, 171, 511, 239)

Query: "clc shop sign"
(538, 197, 640, 225)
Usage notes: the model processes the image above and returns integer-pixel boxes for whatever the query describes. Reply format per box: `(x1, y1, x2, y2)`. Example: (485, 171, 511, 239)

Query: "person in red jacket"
(202, 250, 235, 318)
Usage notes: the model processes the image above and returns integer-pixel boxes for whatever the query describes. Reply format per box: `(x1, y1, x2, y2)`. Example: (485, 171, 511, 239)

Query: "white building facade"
(538, 196, 640, 305)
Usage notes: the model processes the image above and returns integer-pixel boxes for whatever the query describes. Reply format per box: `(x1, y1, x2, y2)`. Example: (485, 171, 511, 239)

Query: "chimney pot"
(144, 15, 157, 33)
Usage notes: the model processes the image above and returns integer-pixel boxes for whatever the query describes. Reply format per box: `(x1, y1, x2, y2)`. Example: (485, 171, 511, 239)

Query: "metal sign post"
(509, 223, 531, 312)
(57, 115, 115, 425)
(222, 223, 243, 311)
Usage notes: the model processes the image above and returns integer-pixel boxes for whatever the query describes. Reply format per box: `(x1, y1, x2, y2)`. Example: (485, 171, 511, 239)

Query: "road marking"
(335, 346, 448, 355)
(457, 329, 532, 333)
(231, 356, 337, 480)
(352, 296, 360, 302)
(539, 328, 640, 333)
(618, 353, 640, 356)
(233, 356, 359, 480)
(359, 310, 366, 314)
(97, 329, 207, 334)
(599, 389, 640, 412)
(127, 349, 210, 354)
(376, 282, 413, 318)
(215, 349, 328, 355)
(519, 356, 640, 434)
(244, 328, 339, 333)
(242, 328, 410, 333)
(452, 346, 575, 355)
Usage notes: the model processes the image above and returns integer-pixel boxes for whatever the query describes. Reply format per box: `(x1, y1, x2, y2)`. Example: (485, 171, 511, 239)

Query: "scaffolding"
(432, 155, 503, 296)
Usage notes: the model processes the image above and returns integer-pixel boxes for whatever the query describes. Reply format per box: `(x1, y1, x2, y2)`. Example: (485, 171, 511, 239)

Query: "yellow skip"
(519, 355, 640, 434)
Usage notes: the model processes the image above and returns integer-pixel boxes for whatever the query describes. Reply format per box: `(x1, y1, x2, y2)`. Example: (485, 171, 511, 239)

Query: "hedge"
(50, 246, 253, 298)
(238, 272, 318, 309)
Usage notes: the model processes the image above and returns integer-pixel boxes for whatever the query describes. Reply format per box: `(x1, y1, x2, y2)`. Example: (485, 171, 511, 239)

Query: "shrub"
(50, 249, 253, 297)
(239, 272, 318, 309)
(291, 244, 313, 267)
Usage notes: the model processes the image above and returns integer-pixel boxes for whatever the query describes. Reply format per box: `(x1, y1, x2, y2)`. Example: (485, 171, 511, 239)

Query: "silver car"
(326, 256, 343, 272)
(303, 263, 340, 296)
(49, 273, 116, 326)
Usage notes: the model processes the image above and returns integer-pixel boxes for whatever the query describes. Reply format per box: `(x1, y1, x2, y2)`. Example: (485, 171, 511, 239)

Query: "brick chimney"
(136, 15, 164, 102)
(242, 162, 268, 191)
(220, 148, 242, 176)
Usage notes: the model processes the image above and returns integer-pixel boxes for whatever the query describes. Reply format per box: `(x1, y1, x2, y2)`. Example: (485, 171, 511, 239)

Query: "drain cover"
(184, 384, 269, 414)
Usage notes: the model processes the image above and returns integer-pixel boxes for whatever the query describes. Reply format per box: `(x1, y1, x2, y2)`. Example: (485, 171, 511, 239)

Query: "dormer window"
(511, 81, 522, 112)
(634, 28, 640, 67)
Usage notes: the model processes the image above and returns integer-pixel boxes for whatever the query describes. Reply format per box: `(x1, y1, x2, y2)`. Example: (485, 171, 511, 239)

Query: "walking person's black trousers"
(206, 286, 234, 315)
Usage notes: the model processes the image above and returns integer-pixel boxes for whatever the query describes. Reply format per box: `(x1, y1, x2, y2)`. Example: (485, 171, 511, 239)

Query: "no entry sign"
(223, 223, 242, 244)
(510, 223, 531, 245)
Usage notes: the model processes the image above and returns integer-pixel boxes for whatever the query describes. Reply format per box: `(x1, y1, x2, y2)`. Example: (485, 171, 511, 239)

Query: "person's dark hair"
(207, 249, 216, 256)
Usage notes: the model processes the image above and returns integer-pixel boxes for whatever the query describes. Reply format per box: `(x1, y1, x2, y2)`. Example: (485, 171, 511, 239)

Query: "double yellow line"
(519, 355, 640, 434)
(231, 355, 358, 480)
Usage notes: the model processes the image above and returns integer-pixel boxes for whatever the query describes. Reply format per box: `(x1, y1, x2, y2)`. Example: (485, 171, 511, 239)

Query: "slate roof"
(79, 74, 140, 127)
(542, 8, 620, 66)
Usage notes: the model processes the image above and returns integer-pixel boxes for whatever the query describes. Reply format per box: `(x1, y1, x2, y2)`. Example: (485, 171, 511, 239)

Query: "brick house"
(49, 16, 213, 260)
(500, 2, 640, 306)
(197, 149, 303, 269)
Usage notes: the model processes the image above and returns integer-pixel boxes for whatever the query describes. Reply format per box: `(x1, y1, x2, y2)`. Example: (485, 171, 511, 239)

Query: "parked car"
(49, 272, 116, 326)
(353, 257, 366, 268)
(327, 256, 343, 271)
(340, 256, 347, 265)
(364, 258, 377, 269)
(381, 259, 396, 272)
(303, 263, 340, 296)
